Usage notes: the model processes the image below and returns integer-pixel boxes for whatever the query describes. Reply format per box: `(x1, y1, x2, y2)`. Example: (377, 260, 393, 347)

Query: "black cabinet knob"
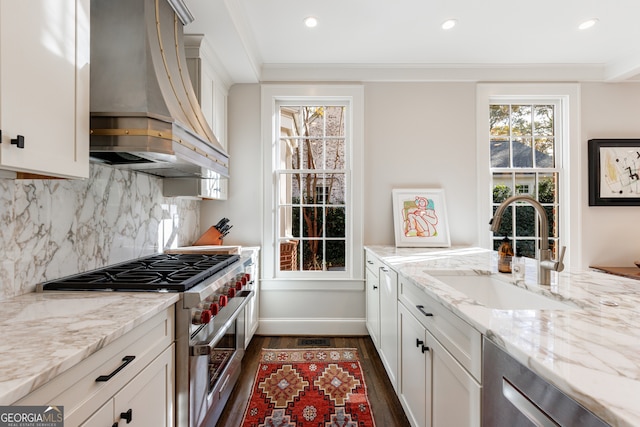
(11, 135, 24, 148)
(416, 338, 424, 348)
(120, 409, 133, 423)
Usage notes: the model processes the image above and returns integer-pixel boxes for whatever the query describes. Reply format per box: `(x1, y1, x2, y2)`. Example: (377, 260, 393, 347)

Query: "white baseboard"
(256, 318, 368, 336)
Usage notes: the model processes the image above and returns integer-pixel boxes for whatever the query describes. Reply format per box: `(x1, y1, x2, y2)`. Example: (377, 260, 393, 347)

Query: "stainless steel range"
(40, 252, 256, 427)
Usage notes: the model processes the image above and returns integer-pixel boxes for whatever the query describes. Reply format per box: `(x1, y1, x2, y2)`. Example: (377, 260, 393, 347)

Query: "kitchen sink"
(431, 274, 577, 310)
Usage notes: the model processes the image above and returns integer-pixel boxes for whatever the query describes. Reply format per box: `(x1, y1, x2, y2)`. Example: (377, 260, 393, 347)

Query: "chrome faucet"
(489, 195, 565, 285)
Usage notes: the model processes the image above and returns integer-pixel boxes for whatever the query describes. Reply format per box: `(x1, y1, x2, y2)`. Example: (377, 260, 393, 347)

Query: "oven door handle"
(190, 290, 254, 356)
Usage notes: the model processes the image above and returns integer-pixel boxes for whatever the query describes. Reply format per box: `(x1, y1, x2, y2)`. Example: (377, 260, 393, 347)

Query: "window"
(277, 104, 347, 272)
(262, 85, 364, 280)
(489, 101, 561, 258)
(315, 186, 329, 204)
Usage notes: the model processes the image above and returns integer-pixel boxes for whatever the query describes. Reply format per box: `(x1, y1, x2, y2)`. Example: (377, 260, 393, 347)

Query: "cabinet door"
(79, 400, 114, 427)
(379, 265, 398, 388)
(245, 255, 259, 348)
(113, 345, 174, 427)
(365, 267, 380, 347)
(0, 0, 89, 178)
(431, 335, 480, 427)
(399, 303, 431, 427)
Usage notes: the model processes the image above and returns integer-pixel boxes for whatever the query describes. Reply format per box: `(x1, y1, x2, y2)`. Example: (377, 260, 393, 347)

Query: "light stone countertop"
(0, 291, 180, 405)
(365, 245, 640, 427)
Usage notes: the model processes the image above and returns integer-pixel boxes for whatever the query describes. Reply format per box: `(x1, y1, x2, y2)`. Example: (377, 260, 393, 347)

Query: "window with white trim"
(261, 85, 365, 282)
(276, 103, 348, 272)
(489, 100, 562, 258)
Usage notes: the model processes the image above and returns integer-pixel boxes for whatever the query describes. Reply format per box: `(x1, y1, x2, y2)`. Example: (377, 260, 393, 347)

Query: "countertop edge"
(0, 293, 180, 405)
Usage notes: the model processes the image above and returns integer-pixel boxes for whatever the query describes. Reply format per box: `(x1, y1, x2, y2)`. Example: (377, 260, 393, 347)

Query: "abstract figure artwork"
(392, 189, 451, 247)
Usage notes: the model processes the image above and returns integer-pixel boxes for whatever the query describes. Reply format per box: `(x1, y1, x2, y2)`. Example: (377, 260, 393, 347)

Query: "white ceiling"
(183, 0, 640, 84)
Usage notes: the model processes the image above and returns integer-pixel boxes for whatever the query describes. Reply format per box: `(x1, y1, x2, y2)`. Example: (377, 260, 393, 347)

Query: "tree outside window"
(490, 103, 560, 258)
(277, 105, 347, 271)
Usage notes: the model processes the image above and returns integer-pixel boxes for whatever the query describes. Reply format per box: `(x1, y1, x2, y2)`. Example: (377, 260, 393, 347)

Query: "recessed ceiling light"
(304, 16, 318, 28)
(578, 18, 599, 30)
(441, 19, 457, 30)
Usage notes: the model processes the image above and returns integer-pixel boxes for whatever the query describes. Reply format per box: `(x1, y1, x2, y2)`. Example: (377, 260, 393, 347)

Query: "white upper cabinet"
(184, 34, 229, 150)
(0, 0, 89, 178)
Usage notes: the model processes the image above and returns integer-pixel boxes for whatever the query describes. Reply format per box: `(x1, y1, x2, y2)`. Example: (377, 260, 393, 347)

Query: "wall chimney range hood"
(89, 0, 229, 181)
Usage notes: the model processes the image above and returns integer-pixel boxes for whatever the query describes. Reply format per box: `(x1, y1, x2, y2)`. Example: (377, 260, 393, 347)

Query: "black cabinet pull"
(11, 135, 24, 148)
(120, 409, 133, 423)
(421, 344, 430, 353)
(416, 338, 424, 348)
(95, 355, 135, 382)
(416, 305, 434, 317)
(373, 285, 378, 290)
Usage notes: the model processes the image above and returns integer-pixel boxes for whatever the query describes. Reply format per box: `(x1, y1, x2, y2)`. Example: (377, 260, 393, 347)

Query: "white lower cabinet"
(111, 345, 174, 427)
(365, 252, 381, 347)
(379, 264, 398, 389)
(79, 400, 113, 426)
(399, 302, 431, 427)
(245, 248, 260, 348)
(397, 275, 482, 427)
(431, 333, 480, 427)
(16, 307, 175, 426)
(78, 345, 173, 427)
(365, 249, 398, 389)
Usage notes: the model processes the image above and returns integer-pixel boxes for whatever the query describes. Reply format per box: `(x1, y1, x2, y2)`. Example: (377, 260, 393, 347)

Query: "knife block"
(192, 226, 224, 246)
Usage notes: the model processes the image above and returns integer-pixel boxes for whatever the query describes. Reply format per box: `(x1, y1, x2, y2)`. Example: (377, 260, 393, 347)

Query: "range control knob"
(208, 303, 220, 315)
(206, 294, 227, 307)
(199, 302, 220, 315)
(218, 295, 228, 307)
(227, 287, 236, 298)
(192, 309, 212, 325)
(244, 273, 251, 283)
(235, 281, 243, 291)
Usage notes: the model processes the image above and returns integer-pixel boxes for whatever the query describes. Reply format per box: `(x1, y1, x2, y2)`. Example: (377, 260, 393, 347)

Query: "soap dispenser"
(498, 236, 514, 273)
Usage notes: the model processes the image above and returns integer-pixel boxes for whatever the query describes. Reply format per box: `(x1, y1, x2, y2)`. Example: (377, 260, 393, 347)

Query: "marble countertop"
(365, 245, 640, 427)
(0, 291, 180, 405)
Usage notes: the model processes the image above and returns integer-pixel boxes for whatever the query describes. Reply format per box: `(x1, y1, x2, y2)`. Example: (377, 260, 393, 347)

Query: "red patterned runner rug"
(240, 348, 377, 427)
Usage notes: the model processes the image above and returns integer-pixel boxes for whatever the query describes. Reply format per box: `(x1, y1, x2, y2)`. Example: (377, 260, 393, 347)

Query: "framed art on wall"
(392, 188, 451, 247)
(588, 139, 640, 206)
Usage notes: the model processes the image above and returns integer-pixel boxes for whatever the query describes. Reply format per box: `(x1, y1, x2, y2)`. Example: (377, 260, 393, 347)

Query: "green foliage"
(492, 176, 556, 258)
(291, 197, 346, 270)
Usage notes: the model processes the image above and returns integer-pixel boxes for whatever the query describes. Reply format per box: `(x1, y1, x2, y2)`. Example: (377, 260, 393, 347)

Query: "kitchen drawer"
(365, 250, 384, 276)
(399, 275, 482, 382)
(16, 307, 174, 423)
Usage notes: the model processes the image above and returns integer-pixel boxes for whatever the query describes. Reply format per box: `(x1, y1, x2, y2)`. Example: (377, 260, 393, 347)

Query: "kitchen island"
(366, 245, 640, 427)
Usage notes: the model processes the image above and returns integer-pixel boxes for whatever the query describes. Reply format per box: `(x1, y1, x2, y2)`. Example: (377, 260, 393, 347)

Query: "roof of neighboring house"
(490, 139, 553, 168)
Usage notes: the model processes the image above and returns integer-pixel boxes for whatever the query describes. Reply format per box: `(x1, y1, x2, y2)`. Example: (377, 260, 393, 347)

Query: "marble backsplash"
(0, 164, 200, 300)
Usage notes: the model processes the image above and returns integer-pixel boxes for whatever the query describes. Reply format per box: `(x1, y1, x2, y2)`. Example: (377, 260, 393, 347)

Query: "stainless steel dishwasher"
(482, 337, 609, 427)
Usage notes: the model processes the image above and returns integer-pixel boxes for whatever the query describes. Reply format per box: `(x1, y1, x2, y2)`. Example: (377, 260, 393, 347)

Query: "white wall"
(580, 83, 640, 267)
(363, 82, 478, 246)
(200, 84, 262, 247)
(205, 80, 640, 335)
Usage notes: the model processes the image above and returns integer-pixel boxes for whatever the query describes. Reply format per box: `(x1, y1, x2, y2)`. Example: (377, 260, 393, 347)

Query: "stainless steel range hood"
(89, 0, 229, 180)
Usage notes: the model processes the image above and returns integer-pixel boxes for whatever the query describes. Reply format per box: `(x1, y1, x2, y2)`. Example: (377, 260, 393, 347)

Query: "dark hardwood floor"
(216, 335, 411, 427)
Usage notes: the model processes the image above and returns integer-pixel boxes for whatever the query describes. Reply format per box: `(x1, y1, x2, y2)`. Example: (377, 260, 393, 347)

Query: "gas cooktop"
(40, 253, 240, 292)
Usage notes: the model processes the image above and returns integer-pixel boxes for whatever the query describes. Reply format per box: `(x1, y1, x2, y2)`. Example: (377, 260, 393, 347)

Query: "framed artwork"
(392, 188, 451, 247)
(588, 139, 640, 206)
